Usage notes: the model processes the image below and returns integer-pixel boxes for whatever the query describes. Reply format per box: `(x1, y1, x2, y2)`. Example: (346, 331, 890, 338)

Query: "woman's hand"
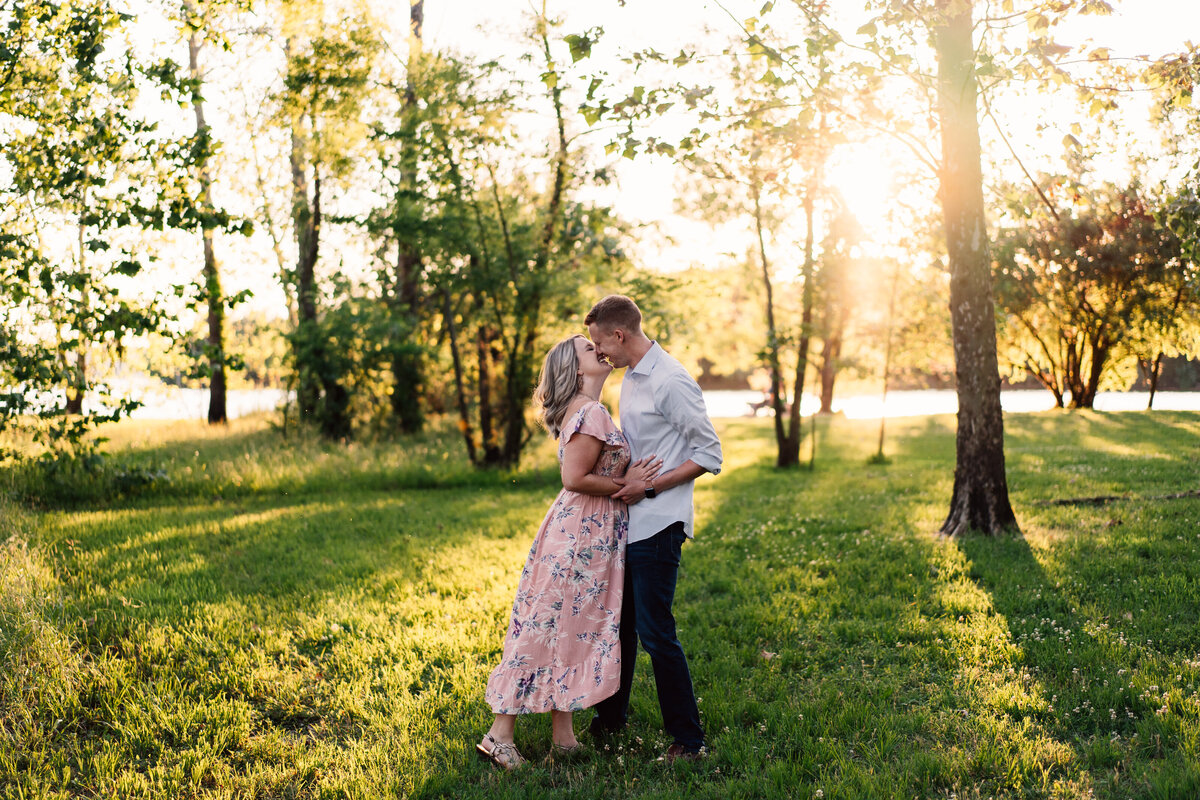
(625, 455, 663, 484)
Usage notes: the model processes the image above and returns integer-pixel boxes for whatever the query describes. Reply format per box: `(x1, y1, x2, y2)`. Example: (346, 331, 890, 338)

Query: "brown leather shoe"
(663, 743, 706, 763)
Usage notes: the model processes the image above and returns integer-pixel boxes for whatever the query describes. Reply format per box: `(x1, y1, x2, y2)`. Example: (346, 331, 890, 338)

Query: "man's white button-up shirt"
(619, 342, 723, 544)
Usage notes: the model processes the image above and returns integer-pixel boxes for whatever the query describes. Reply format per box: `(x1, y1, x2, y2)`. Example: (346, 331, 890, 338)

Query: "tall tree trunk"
(752, 177, 787, 454)
(933, 3, 1017, 537)
(781, 181, 817, 468)
(876, 260, 902, 461)
(1146, 280, 1185, 410)
(1076, 335, 1108, 410)
(443, 288, 478, 465)
(818, 332, 841, 415)
(498, 6, 568, 467)
(187, 9, 227, 424)
(289, 105, 320, 422)
(478, 326, 501, 465)
(1147, 353, 1163, 410)
(819, 266, 850, 414)
(65, 220, 87, 415)
(390, 0, 424, 433)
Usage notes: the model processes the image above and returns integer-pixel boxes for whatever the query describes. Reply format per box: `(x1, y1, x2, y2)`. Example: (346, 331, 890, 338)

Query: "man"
(585, 294, 722, 762)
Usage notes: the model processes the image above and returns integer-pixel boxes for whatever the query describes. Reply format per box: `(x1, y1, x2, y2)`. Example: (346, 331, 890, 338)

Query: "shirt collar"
(628, 341, 662, 377)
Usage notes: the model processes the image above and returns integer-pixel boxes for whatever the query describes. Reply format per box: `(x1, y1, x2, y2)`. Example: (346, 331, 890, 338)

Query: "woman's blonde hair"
(534, 334, 586, 438)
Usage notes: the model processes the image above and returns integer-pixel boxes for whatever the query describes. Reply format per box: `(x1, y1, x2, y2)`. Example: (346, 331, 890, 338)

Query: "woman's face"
(574, 336, 613, 380)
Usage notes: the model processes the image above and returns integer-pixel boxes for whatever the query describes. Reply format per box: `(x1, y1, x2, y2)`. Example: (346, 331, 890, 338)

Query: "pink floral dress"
(485, 401, 630, 714)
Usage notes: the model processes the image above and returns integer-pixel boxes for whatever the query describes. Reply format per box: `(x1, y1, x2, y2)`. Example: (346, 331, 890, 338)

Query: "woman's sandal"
(544, 741, 585, 764)
(476, 734, 526, 771)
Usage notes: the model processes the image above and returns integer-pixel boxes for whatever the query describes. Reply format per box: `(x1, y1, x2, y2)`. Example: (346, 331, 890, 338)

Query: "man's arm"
(613, 371, 722, 503)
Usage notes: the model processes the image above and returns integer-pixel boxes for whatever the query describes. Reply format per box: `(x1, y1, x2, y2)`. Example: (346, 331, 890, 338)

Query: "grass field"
(2, 410, 1199, 799)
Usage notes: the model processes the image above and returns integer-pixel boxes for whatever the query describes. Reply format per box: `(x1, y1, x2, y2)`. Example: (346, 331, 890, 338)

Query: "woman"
(477, 334, 660, 769)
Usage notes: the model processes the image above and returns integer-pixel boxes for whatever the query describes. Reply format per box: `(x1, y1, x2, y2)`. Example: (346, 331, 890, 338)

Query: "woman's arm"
(560, 433, 620, 496)
(561, 434, 661, 496)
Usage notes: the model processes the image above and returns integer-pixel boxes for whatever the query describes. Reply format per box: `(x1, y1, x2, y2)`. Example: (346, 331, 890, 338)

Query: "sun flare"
(824, 143, 899, 231)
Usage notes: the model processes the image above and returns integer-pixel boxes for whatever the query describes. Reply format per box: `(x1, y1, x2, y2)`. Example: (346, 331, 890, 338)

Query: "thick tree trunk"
(934, 3, 1017, 537)
(187, 16, 227, 424)
(1073, 337, 1107, 410)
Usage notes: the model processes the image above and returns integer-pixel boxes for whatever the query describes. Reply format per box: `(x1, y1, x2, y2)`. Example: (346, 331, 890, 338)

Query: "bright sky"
(108, 0, 1198, 319)
(415, 0, 1200, 273)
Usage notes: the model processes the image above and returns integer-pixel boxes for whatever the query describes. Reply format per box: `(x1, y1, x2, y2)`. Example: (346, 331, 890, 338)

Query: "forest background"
(3, 0, 1199, 478)
(5, 1, 1200, 797)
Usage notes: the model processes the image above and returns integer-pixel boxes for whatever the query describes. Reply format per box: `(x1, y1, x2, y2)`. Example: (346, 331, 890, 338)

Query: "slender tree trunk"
(876, 261, 901, 461)
(1025, 361, 1064, 408)
(818, 333, 841, 415)
(390, 0, 424, 433)
(187, 11, 227, 424)
(933, 3, 1017, 537)
(443, 289, 478, 465)
(478, 326, 501, 465)
(247, 103, 297, 327)
(63, 206, 91, 416)
(752, 177, 787, 454)
(289, 105, 320, 422)
(1146, 281, 1185, 410)
(781, 183, 817, 467)
(65, 350, 86, 415)
(498, 7, 568, 467)
(65, 220, 87, 415)
(1147, 353, 1164, 410)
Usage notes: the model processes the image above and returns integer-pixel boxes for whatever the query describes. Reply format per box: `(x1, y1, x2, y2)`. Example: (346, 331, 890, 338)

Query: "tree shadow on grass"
(36, 417, 562, 511)
(44, 485, 551, 621)
(955, 517, 1200, 798)
(413, 415, 1042, 799)
(24, 475, 582, 798)
(916, 408, 1200, 796)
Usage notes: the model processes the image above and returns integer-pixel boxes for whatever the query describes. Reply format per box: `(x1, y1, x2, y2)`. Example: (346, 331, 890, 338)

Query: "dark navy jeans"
(593, 521, 705, 751)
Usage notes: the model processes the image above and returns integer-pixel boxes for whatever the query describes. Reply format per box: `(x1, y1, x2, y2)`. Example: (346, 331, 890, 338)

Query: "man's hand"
(612, 478, 650, 505)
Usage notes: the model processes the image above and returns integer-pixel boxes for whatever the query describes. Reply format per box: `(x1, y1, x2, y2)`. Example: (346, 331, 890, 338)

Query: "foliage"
(993, 180, 1190, 408)
(0, 0, 217, 457)
(364, 11, 635, 468)
(276, 3, 380, 439)
(5, 412, 1200, 797)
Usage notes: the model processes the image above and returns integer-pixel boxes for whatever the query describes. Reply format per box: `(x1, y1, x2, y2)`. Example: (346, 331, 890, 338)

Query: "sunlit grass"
(2, 411, 1199, 798)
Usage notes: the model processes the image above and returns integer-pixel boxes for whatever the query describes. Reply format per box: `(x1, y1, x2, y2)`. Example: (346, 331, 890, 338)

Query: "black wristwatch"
(644, 484, 657, 499)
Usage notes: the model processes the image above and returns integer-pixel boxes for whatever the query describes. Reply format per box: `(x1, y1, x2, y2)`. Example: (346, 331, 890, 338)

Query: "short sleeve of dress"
(561, 401, 618, 446)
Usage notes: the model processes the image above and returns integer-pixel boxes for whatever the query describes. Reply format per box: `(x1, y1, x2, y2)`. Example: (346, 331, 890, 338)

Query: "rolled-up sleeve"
(659, 372, 723, 475)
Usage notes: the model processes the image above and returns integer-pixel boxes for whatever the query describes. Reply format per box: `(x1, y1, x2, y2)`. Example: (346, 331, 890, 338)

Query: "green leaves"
(564, 27, 603, 63)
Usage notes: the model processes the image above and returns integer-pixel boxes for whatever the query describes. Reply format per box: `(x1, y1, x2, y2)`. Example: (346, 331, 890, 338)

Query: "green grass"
(2, 410, 1199, 798)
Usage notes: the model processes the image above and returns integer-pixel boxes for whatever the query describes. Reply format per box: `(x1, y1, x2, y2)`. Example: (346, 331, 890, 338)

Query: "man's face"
(587, 323, 628, 368)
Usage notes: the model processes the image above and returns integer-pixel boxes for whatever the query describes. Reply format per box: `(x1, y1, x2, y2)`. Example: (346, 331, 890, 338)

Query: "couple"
(477, 295, 723, 769)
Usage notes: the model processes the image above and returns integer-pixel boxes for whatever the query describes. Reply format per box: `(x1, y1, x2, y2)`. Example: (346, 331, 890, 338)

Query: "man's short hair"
(585, 295, 642, 333)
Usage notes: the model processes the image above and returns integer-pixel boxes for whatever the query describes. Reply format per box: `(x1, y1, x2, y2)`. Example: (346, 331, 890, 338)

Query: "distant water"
(106, 385, 1200, 421)
(126, 387, 289, 420)
(702, 389, 1200, 419)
